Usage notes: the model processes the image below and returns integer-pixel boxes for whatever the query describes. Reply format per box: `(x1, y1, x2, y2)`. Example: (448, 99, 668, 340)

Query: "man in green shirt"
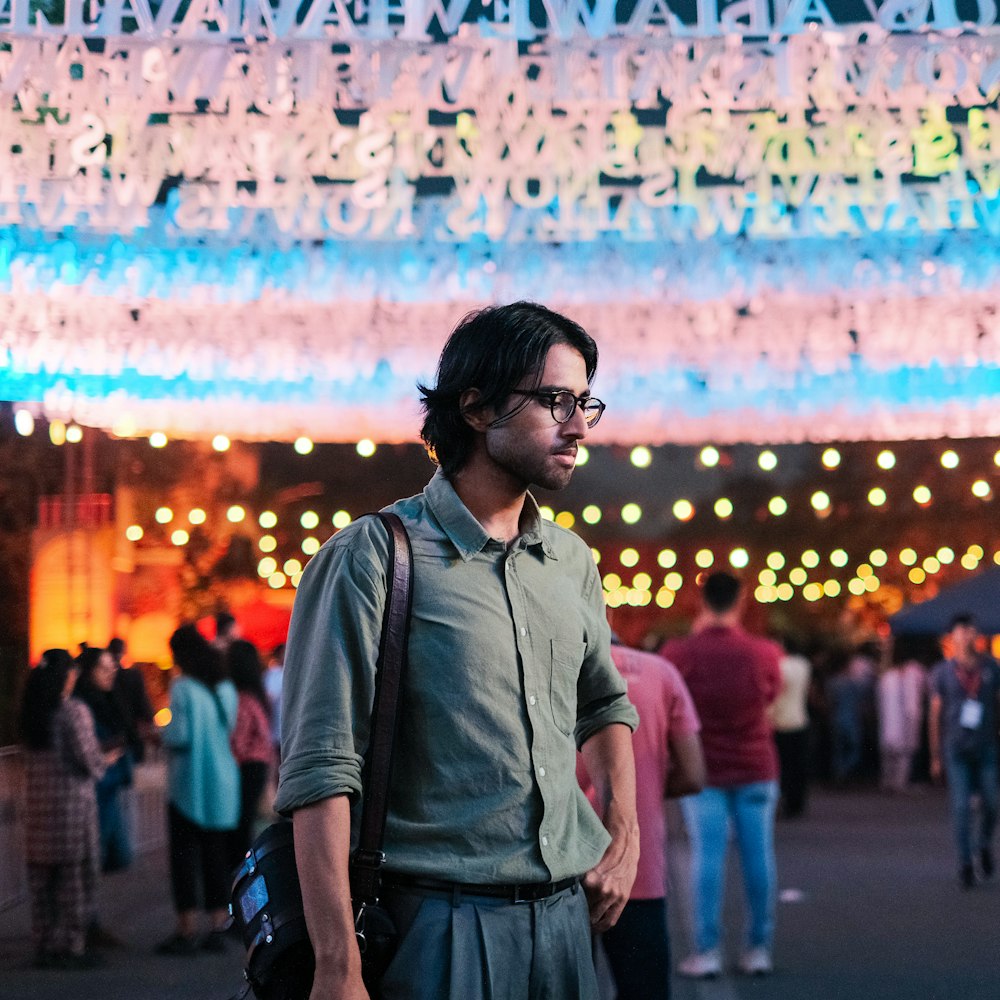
(276, 301, 640, 1000)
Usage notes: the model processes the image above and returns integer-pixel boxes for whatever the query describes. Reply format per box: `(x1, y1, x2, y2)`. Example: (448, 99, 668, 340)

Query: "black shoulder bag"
(228, 512, 414, 1000)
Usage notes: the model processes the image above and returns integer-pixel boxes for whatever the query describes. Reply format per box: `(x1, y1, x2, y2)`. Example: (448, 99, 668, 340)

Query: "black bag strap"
(351, 511, 413, 903)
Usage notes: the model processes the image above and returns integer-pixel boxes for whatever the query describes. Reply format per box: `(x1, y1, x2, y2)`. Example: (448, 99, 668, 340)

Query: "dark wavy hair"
(169, 624, 226, 688)
(418, 301, 598, 476)
(20, 649, 76, 750)
(227, 639, 269, 713)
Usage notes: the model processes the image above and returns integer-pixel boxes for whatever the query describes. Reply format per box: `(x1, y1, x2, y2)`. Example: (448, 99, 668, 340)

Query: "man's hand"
(309, 960, 370, 1000)
(582, 813, 639, 932)
(579, 723, 640, 933)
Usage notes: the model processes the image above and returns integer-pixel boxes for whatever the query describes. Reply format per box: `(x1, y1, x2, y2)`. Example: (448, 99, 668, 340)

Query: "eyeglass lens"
(552, 392, 603, 427)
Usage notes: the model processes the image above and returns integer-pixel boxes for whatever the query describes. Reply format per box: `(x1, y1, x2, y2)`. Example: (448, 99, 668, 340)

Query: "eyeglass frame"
(505, 388, 606, 428)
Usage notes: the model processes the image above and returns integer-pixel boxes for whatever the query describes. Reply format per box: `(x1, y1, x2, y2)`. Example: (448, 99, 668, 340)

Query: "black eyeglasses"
(508, 389, 606, 428)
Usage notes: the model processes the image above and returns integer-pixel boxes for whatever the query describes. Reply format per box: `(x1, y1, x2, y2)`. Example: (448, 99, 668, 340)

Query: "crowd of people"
(14, 303, 1000, 999)
(16, 618, 286, 969)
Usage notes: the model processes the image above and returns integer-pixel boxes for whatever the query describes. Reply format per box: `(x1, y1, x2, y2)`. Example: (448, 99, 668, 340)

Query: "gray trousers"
(378, 883, 599, 1000)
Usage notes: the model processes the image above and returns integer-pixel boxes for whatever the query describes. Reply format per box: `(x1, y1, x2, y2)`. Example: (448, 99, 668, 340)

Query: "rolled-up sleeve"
(574, 557, 639, 749)
(274, 521, 389, 816)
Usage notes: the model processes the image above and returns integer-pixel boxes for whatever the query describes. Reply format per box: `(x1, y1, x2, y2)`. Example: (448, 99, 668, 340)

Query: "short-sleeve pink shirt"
(577, 645, 700, 900)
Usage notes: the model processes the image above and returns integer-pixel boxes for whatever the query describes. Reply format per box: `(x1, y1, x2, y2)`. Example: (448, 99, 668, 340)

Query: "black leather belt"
(384, 873, 580, 904)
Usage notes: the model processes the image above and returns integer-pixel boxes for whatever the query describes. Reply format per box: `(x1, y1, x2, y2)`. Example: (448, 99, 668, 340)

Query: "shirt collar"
(425, 469, 557, 561)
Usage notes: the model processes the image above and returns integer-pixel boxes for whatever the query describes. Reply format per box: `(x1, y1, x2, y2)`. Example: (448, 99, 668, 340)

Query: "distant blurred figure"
(662, 572, 782, 979)
(107, 637, 156, 763)
(770, 637, 812, 819)
(157, 625, 239, 955)
(878, 638, 927, 795)
(74, 647, 135, 875)
(212, 611, 240, 653)
(929, 614, 1000, 889)
(827, 644, 877, 784)
(263, 642, 285, 767)
(578, 637, 704, 1000)
(227, 639, 273, 864)
(20, 649, 119, 969)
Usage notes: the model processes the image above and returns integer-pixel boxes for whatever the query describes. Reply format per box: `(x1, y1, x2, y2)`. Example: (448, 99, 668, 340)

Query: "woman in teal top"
(157, 624, 240, 956)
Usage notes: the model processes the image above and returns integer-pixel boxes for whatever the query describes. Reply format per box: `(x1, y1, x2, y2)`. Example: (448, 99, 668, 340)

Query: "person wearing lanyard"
(929, 613, 1000, 889)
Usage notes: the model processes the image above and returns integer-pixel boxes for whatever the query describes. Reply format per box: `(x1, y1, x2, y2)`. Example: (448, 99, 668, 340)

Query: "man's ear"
(459, 388, 492, 432)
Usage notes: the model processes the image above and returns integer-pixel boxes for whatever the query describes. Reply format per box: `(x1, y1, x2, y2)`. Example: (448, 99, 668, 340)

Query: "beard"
(485, 432, 577, 492)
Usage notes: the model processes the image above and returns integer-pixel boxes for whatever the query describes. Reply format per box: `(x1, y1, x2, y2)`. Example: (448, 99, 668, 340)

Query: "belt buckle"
(511, 884, 531, 905)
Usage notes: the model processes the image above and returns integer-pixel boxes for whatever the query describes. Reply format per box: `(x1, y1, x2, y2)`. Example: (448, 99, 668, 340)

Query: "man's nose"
(562, 404, 589, 438)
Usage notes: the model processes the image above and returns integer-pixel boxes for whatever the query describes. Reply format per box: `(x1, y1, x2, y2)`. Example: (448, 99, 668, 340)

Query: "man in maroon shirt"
(661, 572, 782, 979)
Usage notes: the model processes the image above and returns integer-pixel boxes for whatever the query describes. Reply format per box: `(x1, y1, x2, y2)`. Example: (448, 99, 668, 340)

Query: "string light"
(171, 529, 189, 545)
(758, 450, 778, 471)
(212, 435, 231, 452)
(620, 548, 640, 567)
(14, 409, 34, 436)
(972, 479, 991, 498)
(876, 449, 896, 470)
(155, 507, 173, 524)
(821, 448, 841, 469)
(555, 511, 576, 529)
(714, 498, 734, 518)
(356, 439, 376, 458)
(941, 449, 959, 468)
(673, 499, 695, 521)
(259, 535, 277, 552)
(575, 445, 589, 467)
(227, 505, 246, 522)
(582, 505, 602, 524)
(621, 503, 642, 524)
(294, 437, 314, 455)
(695, 549, 714, 568)
(657, 549, 677, 569)
(188, 508, 206, 525)
(768, 496, 788, 516)
(730, 548, 749, 569)
(125, 525, 143, 541)
(300, 511, 320, 529)
(913, 485, 932, 504)
(811, 491, 830, 511)
(259, 511, 277, 528)
(700, 446, 720, 468)
(868, 487, 887, 506)
(65, 424, 83, 443)
(332, 510, 352, 529)
(630, 446, 652, 468)
(149, 432, 168, 448)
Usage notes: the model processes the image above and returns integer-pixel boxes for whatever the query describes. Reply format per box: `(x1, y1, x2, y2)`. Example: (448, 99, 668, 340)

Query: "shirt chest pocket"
(549, 638, 586, 736)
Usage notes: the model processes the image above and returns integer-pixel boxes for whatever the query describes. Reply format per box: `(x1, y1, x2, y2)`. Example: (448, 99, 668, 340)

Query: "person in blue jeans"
(929, 613, 1000, 889)
(661, 573, 782, 978)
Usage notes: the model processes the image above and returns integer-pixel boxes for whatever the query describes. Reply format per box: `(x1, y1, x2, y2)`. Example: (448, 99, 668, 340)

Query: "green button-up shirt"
(275, 470, 638, 883)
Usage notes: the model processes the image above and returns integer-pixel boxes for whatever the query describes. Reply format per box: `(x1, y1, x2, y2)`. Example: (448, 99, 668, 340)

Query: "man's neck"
(449, 458, 528, 545)
(696, 609, 741, 631)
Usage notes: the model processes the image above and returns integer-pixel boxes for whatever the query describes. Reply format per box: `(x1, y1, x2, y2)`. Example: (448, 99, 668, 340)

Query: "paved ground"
(2, 785, 997, 999)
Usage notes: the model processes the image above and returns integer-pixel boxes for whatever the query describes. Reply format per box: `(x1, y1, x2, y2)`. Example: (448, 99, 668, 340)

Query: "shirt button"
(520, 627, 526, 636)
(529, 696, 537, 706)
(542, 836, 549, 847)
(538, 767, 546, 777)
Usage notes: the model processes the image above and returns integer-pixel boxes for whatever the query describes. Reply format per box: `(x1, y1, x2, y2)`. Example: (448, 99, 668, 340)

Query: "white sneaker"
(678, 949, 722, 978)
(738, 947, 773, 976)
